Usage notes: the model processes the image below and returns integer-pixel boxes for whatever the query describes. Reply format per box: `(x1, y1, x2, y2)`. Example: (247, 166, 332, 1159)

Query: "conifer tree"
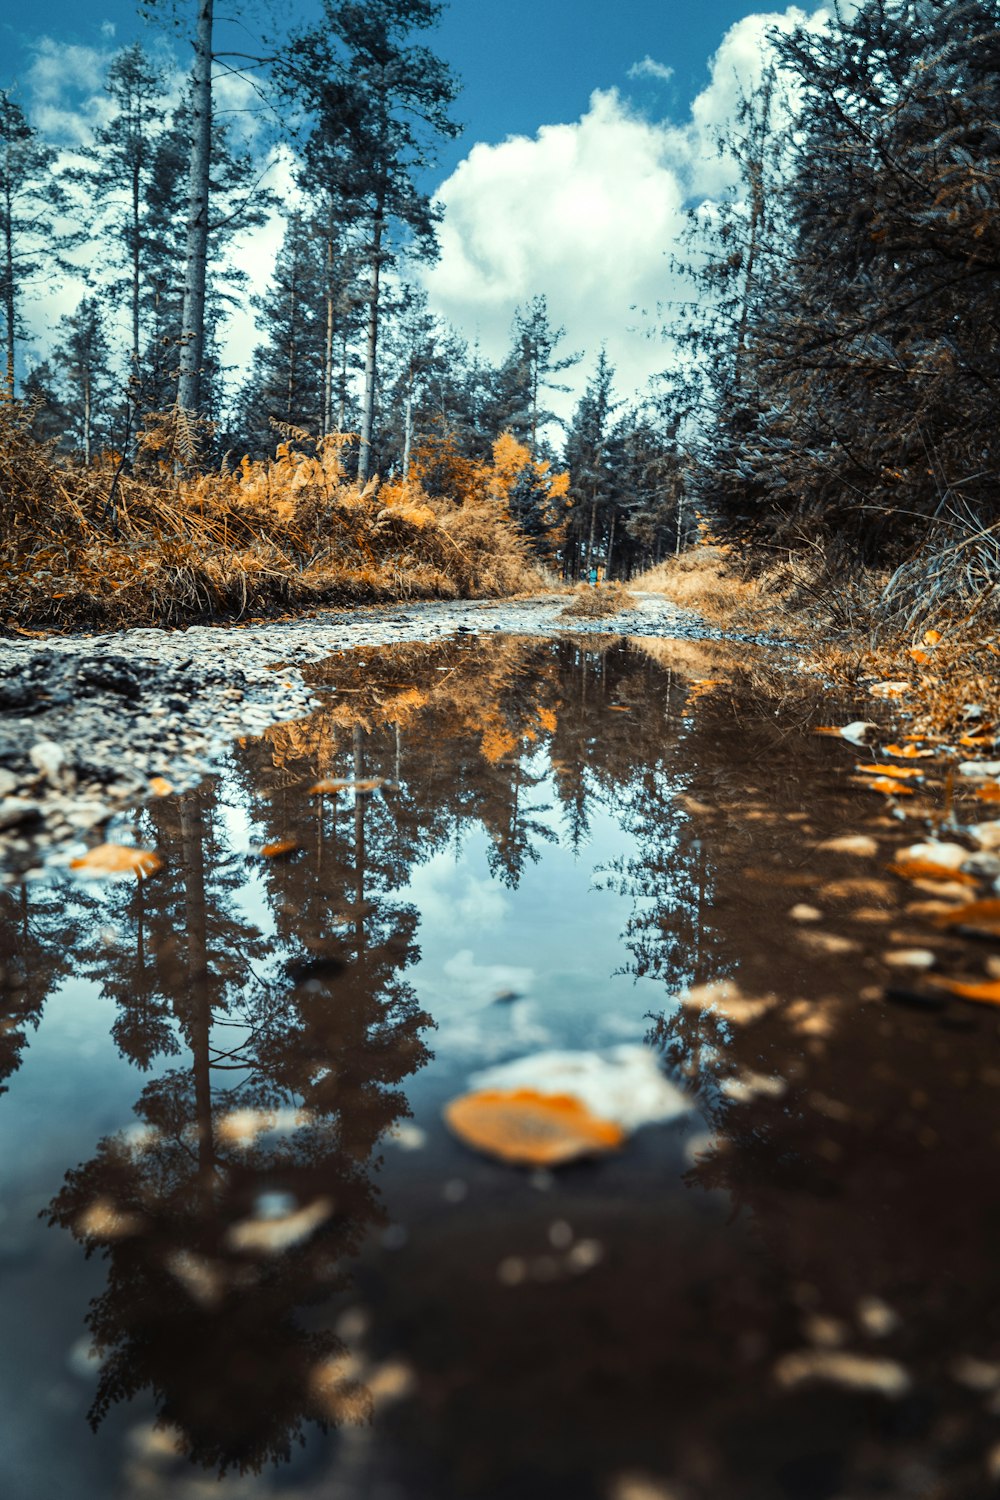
(0, 93, 76, 397)
(289, 0, 461, 481)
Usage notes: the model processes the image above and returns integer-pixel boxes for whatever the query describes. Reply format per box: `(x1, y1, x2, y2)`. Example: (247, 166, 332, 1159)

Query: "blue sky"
(3, 0, 827, 408)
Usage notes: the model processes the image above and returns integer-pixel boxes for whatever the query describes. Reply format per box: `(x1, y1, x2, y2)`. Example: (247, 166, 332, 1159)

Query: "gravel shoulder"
(0, 592, 706, 880)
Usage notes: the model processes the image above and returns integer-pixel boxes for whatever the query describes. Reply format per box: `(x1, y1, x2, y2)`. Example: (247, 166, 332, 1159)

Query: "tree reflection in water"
(36, 637, 693, 1476)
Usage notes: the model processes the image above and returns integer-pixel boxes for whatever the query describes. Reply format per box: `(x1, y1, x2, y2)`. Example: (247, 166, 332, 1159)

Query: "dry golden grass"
(559, 581, 634, 619)
(0, 406, 547, 632)
(631, 545, 804, 631)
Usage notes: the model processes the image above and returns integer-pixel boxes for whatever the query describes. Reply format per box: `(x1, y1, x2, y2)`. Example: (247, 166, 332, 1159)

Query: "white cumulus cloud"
(628, 56, 675, 83)
(421, 3, 836, 417)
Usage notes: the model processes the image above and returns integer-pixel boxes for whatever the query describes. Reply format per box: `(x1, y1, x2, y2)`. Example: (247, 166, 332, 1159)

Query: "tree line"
(1, 0, 687, 581)
(681, 0, 1000, 614)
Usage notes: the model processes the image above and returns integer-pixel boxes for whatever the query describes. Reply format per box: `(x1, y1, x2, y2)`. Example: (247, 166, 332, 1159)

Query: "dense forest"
(2, 0, 998, 624)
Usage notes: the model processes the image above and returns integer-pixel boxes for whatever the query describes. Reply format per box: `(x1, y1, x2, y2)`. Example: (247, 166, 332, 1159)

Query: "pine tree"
(83, 45, 170, 368)
(50, 297, 114, 464)
(289, 0, 461, 481)
(509, 295, 581, 457)
(0, 93, 77, 397)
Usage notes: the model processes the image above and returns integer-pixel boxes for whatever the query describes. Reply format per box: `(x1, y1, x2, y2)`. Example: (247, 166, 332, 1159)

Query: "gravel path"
(0, 592, 706, 880)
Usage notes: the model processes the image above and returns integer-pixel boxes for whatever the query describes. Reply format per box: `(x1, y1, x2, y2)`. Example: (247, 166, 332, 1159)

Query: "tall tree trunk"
(401, 364, 413, 481)
(131, 156, 141, 365)
(322, 231, 335, 438)
(605, 509, 616, 579)
(179, 792, 214, 1196)
(3, 184, 14, 399)
(286, 263, 298, 423)
(82, 370, 92, 466)
(585, 500, 597, 575)
(177, 0, 214, 415)
(357, 206, 384, 483)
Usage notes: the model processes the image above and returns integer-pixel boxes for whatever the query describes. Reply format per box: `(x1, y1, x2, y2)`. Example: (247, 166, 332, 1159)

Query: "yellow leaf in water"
(855, 777, 915, 796)
(934, 899, 1000, 936)
(258, 838, 299, 859)
(148, 776, 174, 797)
(883, 744, 935, 759)
(444, 1088, 624, 1167)
(855, 763, 924, 780)
(70, 844, 162, 879)
(976, 784, 1000, 802)
(887, 859, 976, 886)
(959, 734, 995, 747)
(928, 977, 1000, 1006)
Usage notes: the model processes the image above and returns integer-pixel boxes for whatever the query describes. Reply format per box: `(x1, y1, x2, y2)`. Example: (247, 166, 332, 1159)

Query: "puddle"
(3, 633, 1000, 1499)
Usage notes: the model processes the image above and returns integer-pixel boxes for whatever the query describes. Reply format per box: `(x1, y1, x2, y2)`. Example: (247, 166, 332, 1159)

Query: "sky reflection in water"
(4, 633, 1000, 1500)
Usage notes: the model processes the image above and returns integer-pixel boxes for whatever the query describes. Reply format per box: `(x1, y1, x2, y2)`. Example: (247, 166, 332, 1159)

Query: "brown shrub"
(0, 406, 544, 632)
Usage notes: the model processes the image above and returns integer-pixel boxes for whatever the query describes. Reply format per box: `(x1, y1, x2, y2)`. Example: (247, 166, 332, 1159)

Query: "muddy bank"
(0, 593, 705, 880)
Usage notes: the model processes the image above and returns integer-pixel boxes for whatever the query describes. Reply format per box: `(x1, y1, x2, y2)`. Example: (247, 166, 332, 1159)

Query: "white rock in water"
(959, 761, 1000, 779)
(468, 1045, 692, 1132)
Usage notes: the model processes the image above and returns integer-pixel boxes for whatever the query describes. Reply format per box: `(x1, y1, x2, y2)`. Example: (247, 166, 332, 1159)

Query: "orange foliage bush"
(0, 404, 547, 631)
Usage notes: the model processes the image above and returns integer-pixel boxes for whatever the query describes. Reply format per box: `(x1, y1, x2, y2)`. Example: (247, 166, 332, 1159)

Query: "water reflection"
(14, 636, 692, 1481)
(6, 633, 1000, 1496)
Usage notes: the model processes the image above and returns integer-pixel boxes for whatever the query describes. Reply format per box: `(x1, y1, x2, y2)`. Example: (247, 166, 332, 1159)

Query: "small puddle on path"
(3, 631, 1000, 1500)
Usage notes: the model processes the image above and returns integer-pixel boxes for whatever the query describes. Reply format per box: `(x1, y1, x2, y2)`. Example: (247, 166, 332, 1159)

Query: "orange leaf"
(959, 735, 995, 748)
(887, 859, 976, 885)
(883, 744, 935, 759)
(855, 777, 915, 796)
(934, 899, 1000, 937)
(924, 629, 942, 646)
(258, 839, 299, 859)
(855, 763, 924, 780)
(71, 844, 162, 879)
(908, 648, 930, 664)
(928, 977, 1000, 1006)
(975, 784, 1000, 802)
(444, 1088, 625, 1166)
(148, 776, 174, 797)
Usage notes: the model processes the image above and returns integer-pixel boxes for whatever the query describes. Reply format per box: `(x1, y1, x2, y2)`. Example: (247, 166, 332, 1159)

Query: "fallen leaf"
(814, 721, 878, 746)
(817, 834, 879, 856)
(975, 784, 1000, 802)
(444, 1088, 624, 1166)
(927, 977, 1000, 1006)
(608, 705, 632, 712)
(934, 899, 1000, 937)
(774, 1350, 910, 1397)
(71, 844, 162, 879)
(883, 744, 935, 759)
(855, 777, 915, 796)
(883, 949, 936, 970)
(855, 763, 924, 780)
(924, 628, 943, 646)
(469, 1046, 691, 1131)
(148, 776, 174, 797)
(958, 735, 995, 748)
(908, 648, 930, 664)
(888, 859, 976, 886)
(869, 681, 910, 698)
(258, 838, 299, 859)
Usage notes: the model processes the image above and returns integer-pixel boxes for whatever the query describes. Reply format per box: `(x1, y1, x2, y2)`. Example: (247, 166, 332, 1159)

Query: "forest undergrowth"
(0, 405, 549, 633)
(638, 538, 1000, 735)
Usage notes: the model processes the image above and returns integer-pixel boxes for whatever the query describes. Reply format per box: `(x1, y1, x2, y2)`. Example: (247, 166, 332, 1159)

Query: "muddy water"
(3, 633, 1000, 1500)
